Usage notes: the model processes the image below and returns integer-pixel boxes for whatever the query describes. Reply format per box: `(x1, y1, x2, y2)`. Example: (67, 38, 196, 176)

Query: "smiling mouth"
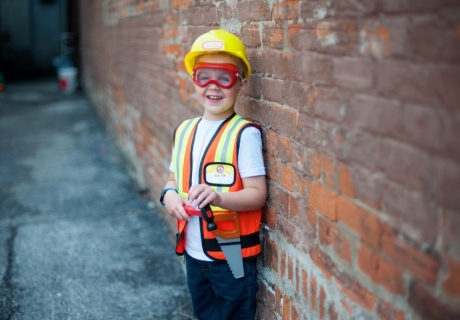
(207, 95, 223, 101)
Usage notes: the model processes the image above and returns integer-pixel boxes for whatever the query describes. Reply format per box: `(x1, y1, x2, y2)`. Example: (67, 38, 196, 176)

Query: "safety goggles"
(192, 63, 241, 89)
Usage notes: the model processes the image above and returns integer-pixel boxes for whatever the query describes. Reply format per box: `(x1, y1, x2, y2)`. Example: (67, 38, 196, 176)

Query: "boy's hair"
(194, 53, 247, 79)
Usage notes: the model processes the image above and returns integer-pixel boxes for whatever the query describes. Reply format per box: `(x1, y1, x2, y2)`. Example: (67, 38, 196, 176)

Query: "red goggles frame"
(192, 62, 241, 89)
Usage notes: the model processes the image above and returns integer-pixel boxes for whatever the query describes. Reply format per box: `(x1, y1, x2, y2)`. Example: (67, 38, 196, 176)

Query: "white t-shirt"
(169, 117, 265, 261)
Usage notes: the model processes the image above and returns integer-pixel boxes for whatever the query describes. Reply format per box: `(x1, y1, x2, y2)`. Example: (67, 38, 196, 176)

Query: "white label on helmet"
(202, 41, 224, 50)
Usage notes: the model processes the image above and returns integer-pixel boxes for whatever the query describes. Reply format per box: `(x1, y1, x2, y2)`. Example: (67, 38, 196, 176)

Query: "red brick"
(302, 269, 308, 301)
(186, 7, 204, 25)
(306, 203, 317, 226)
(338, 163, 356, 197)
(263, 205, 276, 230)
(311, 152, 335, 187)
(272, 51, 303, 81)
(433, 65, 460, 114)
(292, 169, 306, 198)
(170, 0, 195, 9)
(265, 130, 292, 162)
(237, 98, 269, 127)
(409, 281, 460, 320)
(289, 194, 300, 219)
(382, 226, 440, 286)
(377, 140, 430, 190)
(359, 22, 390, 59)
(340, 300, 353, 315)
(282, 294, 291, 320)
(442, 209, 460, 255)
(263, 152, 277, 181)
(336, 129, 381, 171)
(291, 299, 299, 320)
(411, 15, 460, 63)
(441, 257, 460, 298)
(273, 0, 299, 20)
(237, 0, 271, 21)
(347, 166, 386, 210)
(262, 77, 284, 104)
(310, 246, 338, 279)
(315, 97, 346, 124)
(402, 104, 459, 157)
(346, 95, 402, 138)
(267, 103, 298, 137)
(378, 0, 440, 12)
(311, 275, 317, 311)
(243, 75, 262, 99)
(335, 271, 376, 310)
(280, 251, 287, 279)
(290, 144, 310, 175)
(382, 182, 437, 245)
(319, 286, 326, 319)
(263, 22, 285, 50)
(329, 304, 338, 320)
(268, 181, 289, 215)
(275, 284, 283, 315)
(283, 80, 312, 112)
(309, 182, 338, 221)
(295, 259, 300, 292)
(301, 54, 333, 85)
(263, 236, 279, 272)
(299, 1, 324, 20)
(258, 282, 277, 317)
(375, 61, 458, 109)
(377, 299, 406, 320)
(333, 57, 374, 91)
(337, 195, 382, 248)
(313, 19, 359, 55)
(202, 6, 220, 26)
(242, 24, 261, 48)
(258, 301, 278, 320)
(288, 24, 316, 51)
(288, 256, 294, 281)
(277, 212, 315, 252)
(332, 0, 378, 16)
(430, 157, 460, 212)
(318, 217, 352, 263)
(358, 243, 405, 295)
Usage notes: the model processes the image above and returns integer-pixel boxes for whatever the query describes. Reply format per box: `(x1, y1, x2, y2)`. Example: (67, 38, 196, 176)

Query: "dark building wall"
(79, 1, 460, 319)
(0, 0, 68, 77)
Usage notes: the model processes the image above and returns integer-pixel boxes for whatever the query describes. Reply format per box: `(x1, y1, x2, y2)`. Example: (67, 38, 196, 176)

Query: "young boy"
(160, 29, 266, 320)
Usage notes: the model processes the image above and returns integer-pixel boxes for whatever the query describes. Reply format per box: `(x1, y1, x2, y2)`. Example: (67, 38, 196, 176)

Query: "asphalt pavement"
(0, 79, 196, 320)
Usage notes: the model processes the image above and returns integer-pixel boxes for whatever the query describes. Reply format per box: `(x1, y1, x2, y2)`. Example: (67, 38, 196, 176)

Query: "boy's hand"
(163, 191, 191, 221)
(188, 184, 222, 209)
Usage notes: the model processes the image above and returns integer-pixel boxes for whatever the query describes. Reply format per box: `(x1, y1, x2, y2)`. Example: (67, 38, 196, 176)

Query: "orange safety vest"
(173, 113, 262, 261)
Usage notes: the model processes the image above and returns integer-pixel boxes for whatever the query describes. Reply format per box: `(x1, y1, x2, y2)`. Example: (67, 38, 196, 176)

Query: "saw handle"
(184, 204, 217, 232)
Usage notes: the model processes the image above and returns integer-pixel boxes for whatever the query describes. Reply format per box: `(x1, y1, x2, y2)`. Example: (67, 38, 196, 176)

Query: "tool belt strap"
(202, 231, 260, 252)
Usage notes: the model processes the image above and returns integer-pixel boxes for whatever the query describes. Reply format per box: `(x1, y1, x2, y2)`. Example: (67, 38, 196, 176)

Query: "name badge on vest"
(204, 163, 236, 186)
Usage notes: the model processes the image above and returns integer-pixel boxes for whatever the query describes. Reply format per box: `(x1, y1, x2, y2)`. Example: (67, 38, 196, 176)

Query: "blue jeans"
(185, 252, 259, 320)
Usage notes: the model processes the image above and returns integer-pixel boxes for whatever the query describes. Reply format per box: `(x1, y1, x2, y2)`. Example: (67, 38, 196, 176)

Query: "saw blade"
(216, 236, 244, 279)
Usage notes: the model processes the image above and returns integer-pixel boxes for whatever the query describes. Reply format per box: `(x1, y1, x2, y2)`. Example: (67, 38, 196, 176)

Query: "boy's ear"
(239, 78, 248, 92)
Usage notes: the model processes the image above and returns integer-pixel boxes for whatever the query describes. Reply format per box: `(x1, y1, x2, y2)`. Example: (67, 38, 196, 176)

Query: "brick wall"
(79, 1, 460, 319)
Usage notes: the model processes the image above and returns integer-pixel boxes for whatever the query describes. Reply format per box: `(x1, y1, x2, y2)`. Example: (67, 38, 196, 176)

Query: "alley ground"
(0, 79, 196, 319)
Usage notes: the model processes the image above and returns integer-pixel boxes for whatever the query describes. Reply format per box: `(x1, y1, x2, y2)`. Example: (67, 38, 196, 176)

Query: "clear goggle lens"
(192, 63, 241, 89)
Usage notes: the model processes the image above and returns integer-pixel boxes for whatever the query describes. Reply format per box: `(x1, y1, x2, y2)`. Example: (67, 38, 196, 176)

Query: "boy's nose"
(207, 82, 221, 90)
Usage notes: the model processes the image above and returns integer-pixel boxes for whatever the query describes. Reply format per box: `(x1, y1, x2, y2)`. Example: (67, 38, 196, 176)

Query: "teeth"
(208, 95, 222, 99)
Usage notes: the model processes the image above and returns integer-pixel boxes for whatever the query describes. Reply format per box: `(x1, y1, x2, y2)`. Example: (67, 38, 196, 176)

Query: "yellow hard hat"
(184, 29, 251, 79)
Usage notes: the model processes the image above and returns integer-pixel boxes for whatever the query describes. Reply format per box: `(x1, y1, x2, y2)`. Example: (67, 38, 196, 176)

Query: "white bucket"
(58, 67, 78, 94)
